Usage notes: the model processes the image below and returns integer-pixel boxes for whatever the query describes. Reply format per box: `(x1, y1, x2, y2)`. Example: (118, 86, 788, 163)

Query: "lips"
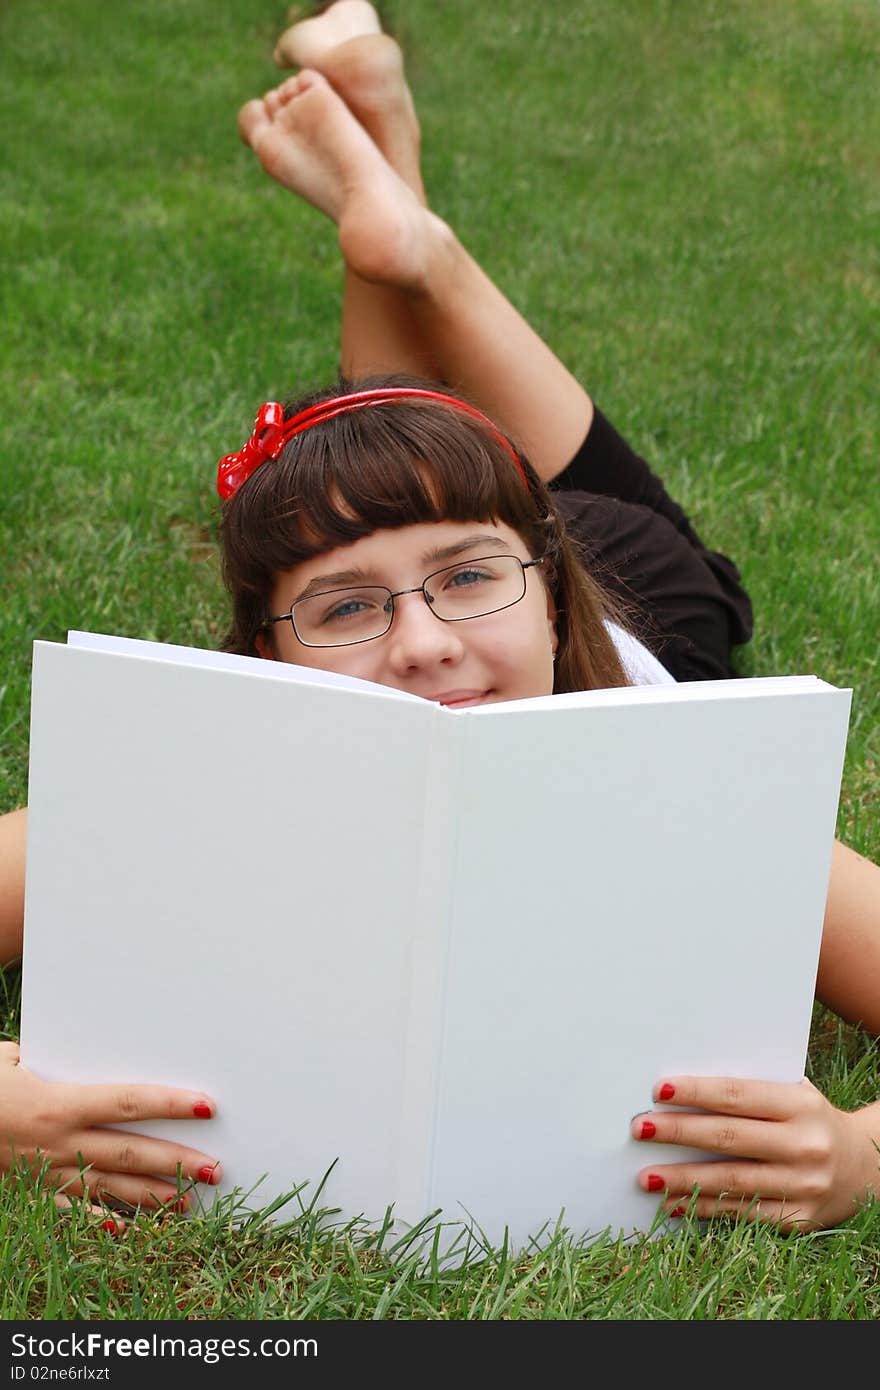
(430, 690, 490, 708)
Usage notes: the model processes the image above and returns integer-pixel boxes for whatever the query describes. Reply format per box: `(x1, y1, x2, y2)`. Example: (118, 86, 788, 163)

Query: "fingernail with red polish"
(669, 1206, 687, 1218)
(646, 1174, 665, 1192)
(193, 1102, 213, 1119)
(197, 1164, 221, 1185)
(640, 1120, 657, 1140)
(100, 1218, 118, 1237)
(658, 1083, 676, 1101)
(164, 1196, 188, 1213)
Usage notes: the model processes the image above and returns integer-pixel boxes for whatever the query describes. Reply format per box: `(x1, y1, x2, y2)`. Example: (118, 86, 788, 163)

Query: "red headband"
(216, 387, 529, 500)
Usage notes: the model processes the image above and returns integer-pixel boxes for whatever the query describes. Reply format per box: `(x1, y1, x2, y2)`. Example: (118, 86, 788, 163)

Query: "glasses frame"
(265, 554, 547, 649)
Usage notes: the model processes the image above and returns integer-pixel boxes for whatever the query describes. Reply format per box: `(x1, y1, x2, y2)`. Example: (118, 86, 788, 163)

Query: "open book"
(20, 633, 851, 1248)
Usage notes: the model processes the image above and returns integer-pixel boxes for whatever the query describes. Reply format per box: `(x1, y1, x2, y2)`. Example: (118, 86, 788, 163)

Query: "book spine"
(393, 709, 465, 1226)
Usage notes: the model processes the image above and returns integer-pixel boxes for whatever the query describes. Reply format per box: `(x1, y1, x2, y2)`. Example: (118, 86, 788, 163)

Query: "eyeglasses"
(266, 554, 546, 648)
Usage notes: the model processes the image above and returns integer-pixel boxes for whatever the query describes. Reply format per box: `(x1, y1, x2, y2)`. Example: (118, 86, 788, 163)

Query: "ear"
(254, 630, 277, 661)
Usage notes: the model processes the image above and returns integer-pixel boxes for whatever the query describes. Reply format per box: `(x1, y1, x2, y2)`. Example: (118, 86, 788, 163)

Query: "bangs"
(288, 409, 535, 549)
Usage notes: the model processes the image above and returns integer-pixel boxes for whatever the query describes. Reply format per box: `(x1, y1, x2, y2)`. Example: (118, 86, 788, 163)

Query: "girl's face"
(260, 520, 557, 706)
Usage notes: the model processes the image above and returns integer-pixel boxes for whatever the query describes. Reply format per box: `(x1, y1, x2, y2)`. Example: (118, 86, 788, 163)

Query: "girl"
(223, 0, 880, 1231)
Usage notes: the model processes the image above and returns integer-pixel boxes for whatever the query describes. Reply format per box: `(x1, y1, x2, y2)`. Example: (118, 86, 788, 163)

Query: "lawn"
(1, 0, 879, 1319)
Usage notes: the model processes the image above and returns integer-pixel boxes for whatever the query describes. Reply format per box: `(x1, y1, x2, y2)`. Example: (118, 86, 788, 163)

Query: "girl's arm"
(0, 807, 26, 966)
(816, 839, 880, 1035)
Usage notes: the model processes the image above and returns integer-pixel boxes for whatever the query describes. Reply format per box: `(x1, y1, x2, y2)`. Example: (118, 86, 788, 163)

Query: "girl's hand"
(632, 1075, 880, 1231)
(0, 1041, 222, 1212)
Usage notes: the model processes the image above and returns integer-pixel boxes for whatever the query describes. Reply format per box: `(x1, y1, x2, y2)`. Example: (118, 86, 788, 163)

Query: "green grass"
(3, 1167, 880, 1319)
(1, 0, 879, 1318)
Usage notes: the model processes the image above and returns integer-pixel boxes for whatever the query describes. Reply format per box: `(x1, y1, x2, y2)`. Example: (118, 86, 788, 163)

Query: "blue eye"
(323, 597, 374, 623)
(311, 591, 389, 627)
(328, 601, 362, 621)
(446, 566, 493, 589)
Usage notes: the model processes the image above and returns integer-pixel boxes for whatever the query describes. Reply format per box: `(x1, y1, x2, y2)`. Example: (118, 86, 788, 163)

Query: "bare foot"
(237, 70, 435, 289)
(274, 2, 381, 65)
(273, 2, 424, 202)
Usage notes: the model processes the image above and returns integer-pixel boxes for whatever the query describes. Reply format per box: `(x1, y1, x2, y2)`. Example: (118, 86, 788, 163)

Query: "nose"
(386, 589, 466, 674)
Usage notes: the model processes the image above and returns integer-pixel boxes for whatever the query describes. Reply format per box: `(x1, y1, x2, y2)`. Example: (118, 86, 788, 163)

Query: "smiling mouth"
(430, 690, 491, 708)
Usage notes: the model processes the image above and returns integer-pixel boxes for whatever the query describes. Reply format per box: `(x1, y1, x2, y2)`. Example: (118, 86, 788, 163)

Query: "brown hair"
(219, 375, 632, 693)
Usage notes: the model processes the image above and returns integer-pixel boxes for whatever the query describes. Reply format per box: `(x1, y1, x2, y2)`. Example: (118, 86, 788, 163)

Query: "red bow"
(216, 402, 286, 500)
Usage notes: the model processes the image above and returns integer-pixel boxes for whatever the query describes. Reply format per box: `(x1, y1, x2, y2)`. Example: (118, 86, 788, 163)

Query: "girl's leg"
(274, 3, 441, 381)
(263, 15, 750, 572)
(269, 8, 736, 543)
(242, 49, 592, 481)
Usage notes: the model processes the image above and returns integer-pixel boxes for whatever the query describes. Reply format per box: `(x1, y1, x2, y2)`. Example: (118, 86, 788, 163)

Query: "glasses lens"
(293, 587, 392, 647)
(425, 555, 525, 621)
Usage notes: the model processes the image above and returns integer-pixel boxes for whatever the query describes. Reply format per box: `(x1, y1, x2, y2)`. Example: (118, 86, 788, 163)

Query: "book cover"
(20, 634, 852, 1247)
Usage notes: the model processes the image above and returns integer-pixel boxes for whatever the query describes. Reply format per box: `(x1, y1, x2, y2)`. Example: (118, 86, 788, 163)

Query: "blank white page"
(428, 684, 850, 1245)
(21, 640, 435, 1219)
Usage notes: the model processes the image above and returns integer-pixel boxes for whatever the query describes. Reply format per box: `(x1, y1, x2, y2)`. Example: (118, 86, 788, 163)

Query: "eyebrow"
(292, 535, 512, 602)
